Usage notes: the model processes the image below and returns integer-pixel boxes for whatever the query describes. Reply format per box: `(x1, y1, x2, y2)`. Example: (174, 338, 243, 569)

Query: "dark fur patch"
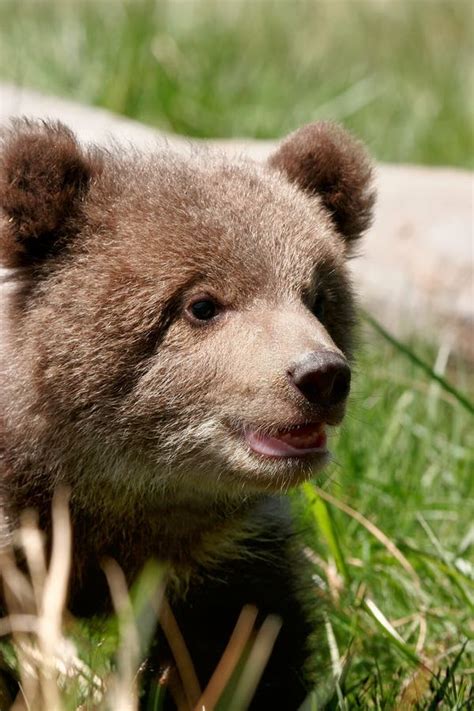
(0, 119, 100, 267)
(268, 121, 375, 243)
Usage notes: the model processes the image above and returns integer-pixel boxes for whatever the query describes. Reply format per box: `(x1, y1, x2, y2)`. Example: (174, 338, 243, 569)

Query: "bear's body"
(0, 120, 374, 708)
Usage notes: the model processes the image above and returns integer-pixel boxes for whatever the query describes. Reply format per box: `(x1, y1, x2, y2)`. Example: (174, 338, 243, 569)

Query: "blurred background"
(0, 0, 472, 168)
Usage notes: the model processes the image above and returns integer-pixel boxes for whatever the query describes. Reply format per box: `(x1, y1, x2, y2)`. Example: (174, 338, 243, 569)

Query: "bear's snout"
(288, 350, 351, 407)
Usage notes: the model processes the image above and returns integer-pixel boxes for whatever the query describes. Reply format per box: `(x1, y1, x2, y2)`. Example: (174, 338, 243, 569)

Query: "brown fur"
(269, 121, 374, 242)
(0, 120, 102, 268)
(0, 119, 374, 613)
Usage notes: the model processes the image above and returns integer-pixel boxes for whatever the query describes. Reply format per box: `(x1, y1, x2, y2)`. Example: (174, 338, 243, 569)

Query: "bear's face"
(0, 121, 374, 507)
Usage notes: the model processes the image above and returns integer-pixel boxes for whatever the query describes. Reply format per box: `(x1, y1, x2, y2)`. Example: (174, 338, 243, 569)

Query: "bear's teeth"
(278, 423, 325, 448)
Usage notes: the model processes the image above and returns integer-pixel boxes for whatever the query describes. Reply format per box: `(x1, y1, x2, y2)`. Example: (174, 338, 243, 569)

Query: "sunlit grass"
(295, 323, 474, 707)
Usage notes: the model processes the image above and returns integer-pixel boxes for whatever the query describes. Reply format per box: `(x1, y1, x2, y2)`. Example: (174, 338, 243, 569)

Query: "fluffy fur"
(0, 119, 374, 708)
(269, 121, 374, 242)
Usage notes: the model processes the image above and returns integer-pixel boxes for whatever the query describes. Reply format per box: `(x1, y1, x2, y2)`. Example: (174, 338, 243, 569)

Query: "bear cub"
(0, 119, 374, 708)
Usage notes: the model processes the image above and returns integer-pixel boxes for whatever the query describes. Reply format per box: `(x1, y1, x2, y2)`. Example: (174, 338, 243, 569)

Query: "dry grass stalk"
(1, 495, 280, 711)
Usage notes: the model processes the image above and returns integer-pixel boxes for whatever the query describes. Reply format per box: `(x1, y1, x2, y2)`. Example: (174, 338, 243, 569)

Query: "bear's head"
(0, 120, 374, 512)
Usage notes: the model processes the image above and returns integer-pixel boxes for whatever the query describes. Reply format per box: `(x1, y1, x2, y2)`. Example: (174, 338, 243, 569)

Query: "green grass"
(295, 322, 474, 708)
(0, 0, 473, 168)
(0, 0, 473, 708)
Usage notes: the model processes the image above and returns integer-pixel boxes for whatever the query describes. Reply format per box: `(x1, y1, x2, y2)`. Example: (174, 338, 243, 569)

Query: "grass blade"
(364, 598, 420, 665)
(302, 483, 350, 583)
(361, 311, 474, 415)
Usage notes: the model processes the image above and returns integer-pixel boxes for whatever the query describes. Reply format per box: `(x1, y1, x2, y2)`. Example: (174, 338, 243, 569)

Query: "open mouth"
(244, 422, 327, 459)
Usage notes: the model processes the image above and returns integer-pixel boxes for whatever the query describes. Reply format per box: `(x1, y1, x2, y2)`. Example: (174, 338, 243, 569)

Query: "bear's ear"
(268, 122, 375, 245)
(0, 119, 99, 268)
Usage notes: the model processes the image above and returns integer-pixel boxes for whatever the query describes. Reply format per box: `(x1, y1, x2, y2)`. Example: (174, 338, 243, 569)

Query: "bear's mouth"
(244, 422, 327, 459)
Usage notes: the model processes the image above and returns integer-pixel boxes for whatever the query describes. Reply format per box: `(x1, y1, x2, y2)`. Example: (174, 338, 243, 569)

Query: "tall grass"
(295, 326, 474, 707)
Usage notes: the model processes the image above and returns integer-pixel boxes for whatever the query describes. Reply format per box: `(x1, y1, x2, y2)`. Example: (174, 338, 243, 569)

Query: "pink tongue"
(245, 424, 327, 458)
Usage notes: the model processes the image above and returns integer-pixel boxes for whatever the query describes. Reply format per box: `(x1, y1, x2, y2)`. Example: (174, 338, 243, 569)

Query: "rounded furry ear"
(0, 119, 99, 268)
(268, 122, 375, 244)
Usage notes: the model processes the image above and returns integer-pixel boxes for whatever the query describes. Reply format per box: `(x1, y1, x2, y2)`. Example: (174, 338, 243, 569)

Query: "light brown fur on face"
(0, 120, 374, 569)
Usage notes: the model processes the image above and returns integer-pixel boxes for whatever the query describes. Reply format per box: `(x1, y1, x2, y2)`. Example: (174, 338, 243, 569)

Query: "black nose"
(288, 350, 351, 407)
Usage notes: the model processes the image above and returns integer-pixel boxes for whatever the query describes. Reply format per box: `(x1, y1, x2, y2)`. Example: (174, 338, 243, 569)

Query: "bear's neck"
(1, 444, 260, 610)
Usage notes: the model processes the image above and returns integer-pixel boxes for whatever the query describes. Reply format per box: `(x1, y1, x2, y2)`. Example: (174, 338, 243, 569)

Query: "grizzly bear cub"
(0, 119, 374, 708)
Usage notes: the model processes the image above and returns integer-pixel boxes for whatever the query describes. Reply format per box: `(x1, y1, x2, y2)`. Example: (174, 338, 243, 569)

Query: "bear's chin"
(229, 449, 329, 492)
(200, 434, 331, 495)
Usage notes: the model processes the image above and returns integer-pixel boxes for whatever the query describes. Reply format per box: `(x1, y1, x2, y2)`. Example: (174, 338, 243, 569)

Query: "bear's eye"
(312, 293, 326, 322)
(186, 297, 220, 323)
